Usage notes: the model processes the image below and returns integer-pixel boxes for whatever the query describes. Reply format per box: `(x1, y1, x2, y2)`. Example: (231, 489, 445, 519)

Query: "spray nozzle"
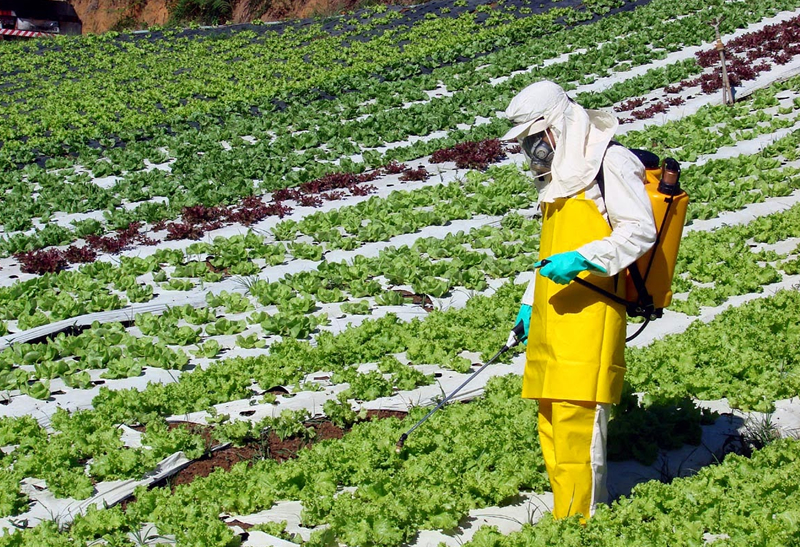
(395, 433, 408, 454)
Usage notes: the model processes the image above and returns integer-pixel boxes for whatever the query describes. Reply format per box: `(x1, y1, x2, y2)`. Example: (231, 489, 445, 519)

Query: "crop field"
(1, 0, 800, 545)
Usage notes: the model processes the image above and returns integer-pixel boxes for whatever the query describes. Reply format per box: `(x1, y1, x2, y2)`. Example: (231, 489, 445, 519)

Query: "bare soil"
(122, 409, 407, 506)
(394, 289, 435, 312)
(70, 0, 170, 34)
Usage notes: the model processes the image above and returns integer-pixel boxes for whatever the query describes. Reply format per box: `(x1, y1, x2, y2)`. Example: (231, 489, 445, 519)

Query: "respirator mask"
(521, 132, 554, 176)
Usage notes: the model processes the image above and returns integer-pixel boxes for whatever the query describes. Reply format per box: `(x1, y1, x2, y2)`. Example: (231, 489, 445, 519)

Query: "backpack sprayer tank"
(543, 146, 688, 335)
(625, 157, 689, 313)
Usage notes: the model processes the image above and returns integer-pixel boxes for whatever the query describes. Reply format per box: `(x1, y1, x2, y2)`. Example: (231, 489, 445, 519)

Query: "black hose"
(626, 316, 651, 342)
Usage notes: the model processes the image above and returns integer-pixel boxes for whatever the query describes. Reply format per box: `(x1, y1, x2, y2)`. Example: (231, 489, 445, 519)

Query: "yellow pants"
(538, 399, 610, 520)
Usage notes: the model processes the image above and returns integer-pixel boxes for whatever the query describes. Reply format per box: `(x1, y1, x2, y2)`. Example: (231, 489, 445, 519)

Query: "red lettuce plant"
(430, 139, 506, 170)
(630, 101, 669, 120)
(399, 167, 429, 182)
(382, 160, 407, 174)
(15, 249, 69, 274)
(322, 191, 345, 200)
(64, 246, 97, 264)
(87, 222, 155, 253)
(614, 97, 647, 112)
(349, 183, 377, 195)
(166, 222, 205, 241)
(297, 194, 324, 207)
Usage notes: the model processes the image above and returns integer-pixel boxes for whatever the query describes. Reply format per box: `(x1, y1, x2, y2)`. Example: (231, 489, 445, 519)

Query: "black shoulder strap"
(594, 140, 621, 200)
(597, 143, 657, 200)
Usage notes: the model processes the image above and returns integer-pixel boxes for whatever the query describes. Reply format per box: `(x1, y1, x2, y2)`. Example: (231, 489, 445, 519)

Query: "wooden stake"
(709, 17, 734, 105)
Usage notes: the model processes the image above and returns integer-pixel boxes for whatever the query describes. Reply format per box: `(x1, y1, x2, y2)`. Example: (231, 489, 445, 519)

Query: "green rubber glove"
(534, 251, 606, 285)
(508, 304, 532, 346)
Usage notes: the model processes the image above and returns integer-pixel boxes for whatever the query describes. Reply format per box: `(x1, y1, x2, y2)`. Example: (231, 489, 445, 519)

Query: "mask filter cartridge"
(521, 133, 554, 175)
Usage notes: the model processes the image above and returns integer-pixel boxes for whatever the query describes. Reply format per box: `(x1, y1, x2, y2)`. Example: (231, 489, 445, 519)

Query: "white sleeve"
(576, 146, 657, 277)
(521, 278, 535, 306)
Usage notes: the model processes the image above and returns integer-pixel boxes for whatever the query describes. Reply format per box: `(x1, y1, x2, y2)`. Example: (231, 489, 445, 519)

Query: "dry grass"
(81, 0, 426, 33)
(255, 0, 419, 22)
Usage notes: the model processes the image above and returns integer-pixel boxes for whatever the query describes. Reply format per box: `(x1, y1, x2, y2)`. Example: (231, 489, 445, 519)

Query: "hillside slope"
(69, 0, 407, 34)
(69, 0, 169, 33)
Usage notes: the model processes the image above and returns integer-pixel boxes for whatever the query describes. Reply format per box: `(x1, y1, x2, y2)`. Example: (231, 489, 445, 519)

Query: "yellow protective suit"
(537, 399, 609, 521)
(523, 194, 627, 403)
(523, 192, 627, 520)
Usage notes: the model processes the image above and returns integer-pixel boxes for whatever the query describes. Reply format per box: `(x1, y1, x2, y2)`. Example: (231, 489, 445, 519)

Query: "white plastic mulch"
(230, 387, 800, 547)
(3, 8, 800, 541)
(0, 452, 192, 533)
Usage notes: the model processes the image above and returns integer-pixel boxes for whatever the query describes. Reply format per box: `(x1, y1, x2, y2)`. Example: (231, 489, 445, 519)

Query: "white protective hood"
(501, 80, 618, 203)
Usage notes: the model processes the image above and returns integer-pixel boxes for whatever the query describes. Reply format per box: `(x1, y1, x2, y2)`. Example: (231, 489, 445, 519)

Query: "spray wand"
(395, 320, 527, 453)
(395, 260, 551, 453)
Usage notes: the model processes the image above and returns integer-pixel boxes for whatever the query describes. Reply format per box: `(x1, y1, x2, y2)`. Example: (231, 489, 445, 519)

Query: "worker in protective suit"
(501, 80, 657, 521)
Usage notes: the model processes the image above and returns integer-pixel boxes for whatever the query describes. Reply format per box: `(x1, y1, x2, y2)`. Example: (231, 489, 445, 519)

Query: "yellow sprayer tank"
(626, 158, 689, 311)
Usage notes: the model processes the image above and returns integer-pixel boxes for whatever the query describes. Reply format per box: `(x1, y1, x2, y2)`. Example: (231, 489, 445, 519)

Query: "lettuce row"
(2, 0, 797, 241)
(461, 437, 800, 547)
(6, 182, 800, 392)
(0, 374, 547, 546)
(0, 0, 643, 164)
(4, 103, 800, 329)
(628, 289, 800, 412)
(671, 202, 800, 316)
(1, 275, 799, 527)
